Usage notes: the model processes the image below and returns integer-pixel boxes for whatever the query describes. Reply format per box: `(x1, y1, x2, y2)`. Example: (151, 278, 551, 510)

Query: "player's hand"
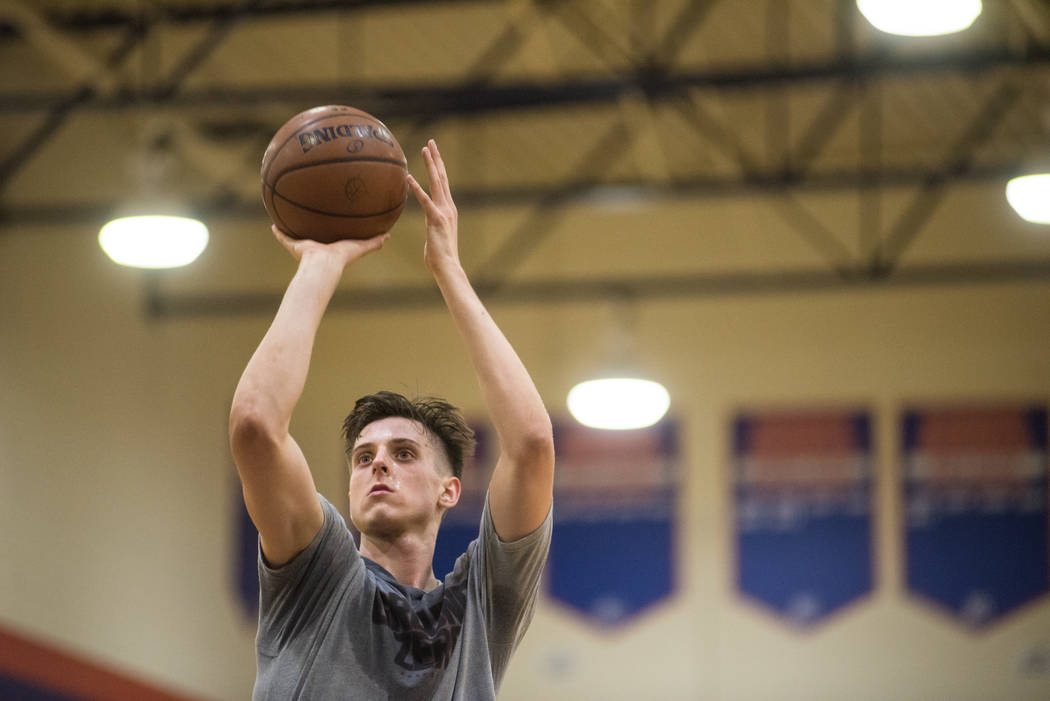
(271, 225, 389, 268)
(408, 139, 461, 275)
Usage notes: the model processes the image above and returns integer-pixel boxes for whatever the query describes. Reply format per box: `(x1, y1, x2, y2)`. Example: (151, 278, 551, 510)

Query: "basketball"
(260, 105, 408, 242)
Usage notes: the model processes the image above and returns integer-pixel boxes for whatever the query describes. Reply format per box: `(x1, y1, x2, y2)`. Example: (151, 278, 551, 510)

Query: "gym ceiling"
(2, 0, 1050, 314)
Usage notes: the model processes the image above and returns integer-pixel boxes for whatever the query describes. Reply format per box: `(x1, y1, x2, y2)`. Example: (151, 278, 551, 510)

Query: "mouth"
(368, 484, 394, 496)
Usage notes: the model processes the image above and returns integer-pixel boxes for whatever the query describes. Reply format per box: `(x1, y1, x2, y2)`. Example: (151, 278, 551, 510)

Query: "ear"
(438, 476, 461, 509)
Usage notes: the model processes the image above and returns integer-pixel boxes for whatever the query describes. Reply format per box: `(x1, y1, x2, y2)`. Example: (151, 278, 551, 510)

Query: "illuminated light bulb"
(857, 0, 981, 37)
(567, 378, 671, 431)
(99, 215, 209, 268)
(1006, 174, 1050, 224)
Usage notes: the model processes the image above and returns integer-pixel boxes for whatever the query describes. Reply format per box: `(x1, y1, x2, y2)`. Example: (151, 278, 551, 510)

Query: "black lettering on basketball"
(298, 132, 320, 153)
(370, 125, 394, 147)
(297, 122, 396, 155)
(312, 127, 335, 144)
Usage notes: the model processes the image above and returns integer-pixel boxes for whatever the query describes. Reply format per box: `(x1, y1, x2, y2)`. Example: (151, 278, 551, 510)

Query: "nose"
(371, 449, 391, 474)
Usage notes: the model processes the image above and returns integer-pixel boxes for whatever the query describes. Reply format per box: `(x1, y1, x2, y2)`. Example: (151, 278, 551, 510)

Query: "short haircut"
(342, 391, 475, 480)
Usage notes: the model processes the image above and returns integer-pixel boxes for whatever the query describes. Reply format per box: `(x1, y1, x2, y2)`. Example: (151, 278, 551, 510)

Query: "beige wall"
(2, 199, 1049, 699)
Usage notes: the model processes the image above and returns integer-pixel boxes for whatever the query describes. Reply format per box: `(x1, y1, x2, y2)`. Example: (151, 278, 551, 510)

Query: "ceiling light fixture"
(566, 301, 671, 431)
(567, 377, 671, 431)
(98, 214, 209, 268)
(1006, 173, 1050, 224)
(857, 0, 982, 37)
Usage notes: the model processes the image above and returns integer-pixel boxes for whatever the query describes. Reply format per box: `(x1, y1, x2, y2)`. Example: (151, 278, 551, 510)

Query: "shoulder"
(259, 493, 358, 584)
(481, 492, 552, 556)
(458, 494, 552, 596)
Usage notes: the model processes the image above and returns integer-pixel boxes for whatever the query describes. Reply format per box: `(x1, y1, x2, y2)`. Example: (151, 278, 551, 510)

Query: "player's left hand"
(408, 139, 461, 274)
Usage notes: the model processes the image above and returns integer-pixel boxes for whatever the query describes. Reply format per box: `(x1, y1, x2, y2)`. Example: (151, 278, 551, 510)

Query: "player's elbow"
(511, 417, 555, 466)
(229, 401, 284, 456)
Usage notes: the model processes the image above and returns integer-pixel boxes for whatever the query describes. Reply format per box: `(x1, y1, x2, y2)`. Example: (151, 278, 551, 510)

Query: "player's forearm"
(432, 262, 553, 458)
(230, 251, 344, 437)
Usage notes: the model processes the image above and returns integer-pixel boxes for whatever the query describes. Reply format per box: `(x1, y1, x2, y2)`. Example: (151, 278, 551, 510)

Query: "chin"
(354, 506, 403, 537)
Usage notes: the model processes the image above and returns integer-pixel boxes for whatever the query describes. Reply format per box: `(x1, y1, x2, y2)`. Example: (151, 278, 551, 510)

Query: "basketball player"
(229, 139, 555, 700)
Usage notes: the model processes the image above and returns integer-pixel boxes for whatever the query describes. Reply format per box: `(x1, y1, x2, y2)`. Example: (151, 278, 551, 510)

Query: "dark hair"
(342, 391, 475, 479)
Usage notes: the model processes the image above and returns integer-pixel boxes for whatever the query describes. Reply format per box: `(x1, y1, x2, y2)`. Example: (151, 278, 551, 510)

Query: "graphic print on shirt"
(372, 579, 468, 671)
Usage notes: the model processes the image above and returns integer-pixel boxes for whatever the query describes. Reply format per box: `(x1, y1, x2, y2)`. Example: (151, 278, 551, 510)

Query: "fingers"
(406, 173, 431, 210)
(271, 224, 299, 250)
(272, 223, 389, 262)
(328, 230, 390, 258)
(421, 139, 452, 205)
(424, 139, 446, 186)
(363, 232, 391, 252)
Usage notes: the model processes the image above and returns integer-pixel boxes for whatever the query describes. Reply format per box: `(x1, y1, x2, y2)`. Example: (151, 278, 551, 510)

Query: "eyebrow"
(351, 437, 424, 456)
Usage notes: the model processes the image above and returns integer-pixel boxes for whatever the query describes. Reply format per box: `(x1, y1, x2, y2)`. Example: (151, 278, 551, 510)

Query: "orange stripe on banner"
(750, 412, 858, 457)
(0, 624, 205, 701)
(916, 408, 1030, 453)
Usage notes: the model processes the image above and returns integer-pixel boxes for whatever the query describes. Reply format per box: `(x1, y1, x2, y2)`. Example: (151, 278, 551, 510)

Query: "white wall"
(2, 205, 1049, 700)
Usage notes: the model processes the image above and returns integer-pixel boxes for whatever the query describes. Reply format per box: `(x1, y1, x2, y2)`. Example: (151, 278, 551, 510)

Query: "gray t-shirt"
(253, 493, 552, 700)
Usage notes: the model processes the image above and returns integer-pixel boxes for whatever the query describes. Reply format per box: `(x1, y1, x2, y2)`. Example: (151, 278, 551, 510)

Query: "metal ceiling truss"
(0, 0, 268, 185)
(0, 0, 480, 35)
(1, 0, 1048, 316)
(146, 257, 1050, 319)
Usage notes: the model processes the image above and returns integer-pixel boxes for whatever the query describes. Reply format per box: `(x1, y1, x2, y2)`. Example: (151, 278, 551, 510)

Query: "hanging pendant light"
(567, 377, 670, 430)
(1006, 173, 1050, 224)
(98, 13, 209, 271)
(99, 213, 209, 268)
(98, 123, 210, 269)
(566, 302, 671, 431)
(857, 0, 982, 37)
(98, 125, 211, 269)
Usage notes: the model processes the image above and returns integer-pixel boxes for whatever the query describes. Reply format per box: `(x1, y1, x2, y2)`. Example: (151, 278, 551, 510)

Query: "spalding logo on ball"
(261, 105, 408, 242)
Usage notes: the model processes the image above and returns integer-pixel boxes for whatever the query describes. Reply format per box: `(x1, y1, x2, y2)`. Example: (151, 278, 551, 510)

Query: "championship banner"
(902, 404, 1049, 629)
(433, 426, 492, 579)
(235, 487, 259, 619)
(732, 409, 874, 628)
(546, 418, 679, 627)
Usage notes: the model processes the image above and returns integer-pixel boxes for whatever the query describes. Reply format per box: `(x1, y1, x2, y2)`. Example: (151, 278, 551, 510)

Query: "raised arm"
(407, 140, 555, 541)
(229, 227, 389, 566)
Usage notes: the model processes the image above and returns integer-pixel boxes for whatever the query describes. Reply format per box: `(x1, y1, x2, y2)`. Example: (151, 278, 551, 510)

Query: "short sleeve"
(256, 493, 363, 656)
(477, 495, 552, 674)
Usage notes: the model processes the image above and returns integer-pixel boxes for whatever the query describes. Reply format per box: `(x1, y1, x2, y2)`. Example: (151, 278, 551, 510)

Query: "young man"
(229, 140, 555, 700)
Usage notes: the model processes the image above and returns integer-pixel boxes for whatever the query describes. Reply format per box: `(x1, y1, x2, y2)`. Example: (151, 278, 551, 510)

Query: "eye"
(355, 453, 372, 467)
(396, 449, 414, 460)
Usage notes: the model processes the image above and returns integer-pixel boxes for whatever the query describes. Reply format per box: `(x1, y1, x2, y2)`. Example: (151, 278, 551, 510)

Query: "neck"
(359, 531, 440, 591)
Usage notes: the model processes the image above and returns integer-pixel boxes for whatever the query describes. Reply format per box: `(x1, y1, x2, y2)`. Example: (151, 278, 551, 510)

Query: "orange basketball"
(260, 105, 408, 242)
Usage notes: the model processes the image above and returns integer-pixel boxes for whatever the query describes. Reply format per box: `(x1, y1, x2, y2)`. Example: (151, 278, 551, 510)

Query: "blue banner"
(546, 419, 679, 627)
(733, 409, 874, 628)
(235, 479, 259, 619)
(902, 405, 1049, 629)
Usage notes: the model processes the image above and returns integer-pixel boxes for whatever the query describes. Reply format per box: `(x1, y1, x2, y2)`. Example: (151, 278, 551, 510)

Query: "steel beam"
(0, 0, 264, 191)
(880, 79, 1024, 269)
(0, 0, 496, 37)
(473, 120, 632, 286)
(1, 45, 1047, 116)
(0, 159, 1031, 230)
(144, 258, 1050, 318)
(0, 23, 143, 188)
(398, 0, 545, 148)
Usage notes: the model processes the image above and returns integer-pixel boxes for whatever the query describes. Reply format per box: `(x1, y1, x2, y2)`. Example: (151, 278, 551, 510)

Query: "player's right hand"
(271, 225, 389, 267)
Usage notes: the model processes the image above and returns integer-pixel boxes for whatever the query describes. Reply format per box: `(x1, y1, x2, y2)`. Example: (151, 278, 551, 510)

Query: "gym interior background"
(2, 1, 1050, 699)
